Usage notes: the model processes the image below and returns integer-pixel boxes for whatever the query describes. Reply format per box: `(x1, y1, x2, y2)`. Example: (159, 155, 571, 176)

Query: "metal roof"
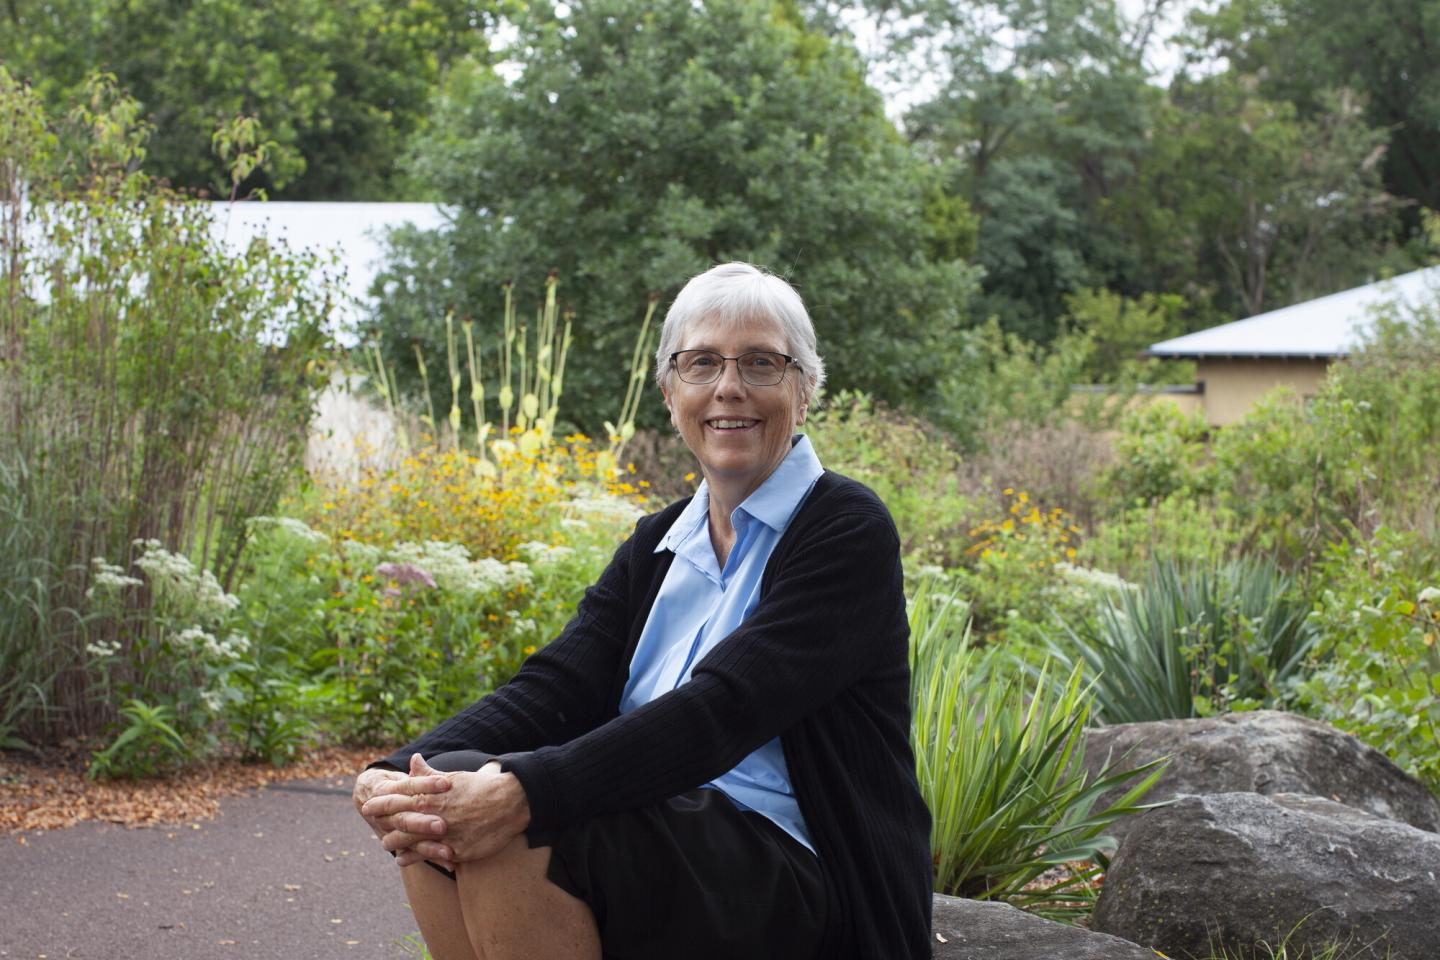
(207, 201, 451, 335)
(1148, 264, 1440, 359)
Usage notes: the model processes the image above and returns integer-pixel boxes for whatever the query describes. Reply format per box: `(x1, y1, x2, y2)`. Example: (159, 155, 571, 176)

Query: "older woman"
(353, 262, 932, 959)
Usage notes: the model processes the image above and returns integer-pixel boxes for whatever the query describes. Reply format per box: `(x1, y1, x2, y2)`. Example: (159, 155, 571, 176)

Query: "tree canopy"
(0, 0, 496, 198)
(368, 0, 980, 431)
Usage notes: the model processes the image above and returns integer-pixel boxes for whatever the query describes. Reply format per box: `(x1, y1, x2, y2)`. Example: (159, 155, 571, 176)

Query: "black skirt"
(422, 749, 826, 960)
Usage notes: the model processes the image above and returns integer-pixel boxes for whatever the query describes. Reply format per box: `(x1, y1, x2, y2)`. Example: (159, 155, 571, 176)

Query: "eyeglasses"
(669, 350, 797, 386)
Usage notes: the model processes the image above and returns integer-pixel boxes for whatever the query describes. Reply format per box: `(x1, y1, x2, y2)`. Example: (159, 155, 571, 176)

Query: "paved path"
(0, 777, 419, 959)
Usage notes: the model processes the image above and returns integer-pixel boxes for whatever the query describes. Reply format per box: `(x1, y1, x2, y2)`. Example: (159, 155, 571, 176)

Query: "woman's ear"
(661, 384, 678, 429)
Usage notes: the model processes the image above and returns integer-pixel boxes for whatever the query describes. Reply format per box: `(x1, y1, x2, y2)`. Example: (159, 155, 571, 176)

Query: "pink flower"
(375, 562, 437, 592)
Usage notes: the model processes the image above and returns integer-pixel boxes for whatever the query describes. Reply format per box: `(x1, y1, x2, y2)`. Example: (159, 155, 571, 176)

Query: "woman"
(353, 262, 932, 959)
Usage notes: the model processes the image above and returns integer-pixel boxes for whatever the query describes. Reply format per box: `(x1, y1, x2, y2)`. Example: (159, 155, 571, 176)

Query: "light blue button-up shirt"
(619, 435, 824, 853)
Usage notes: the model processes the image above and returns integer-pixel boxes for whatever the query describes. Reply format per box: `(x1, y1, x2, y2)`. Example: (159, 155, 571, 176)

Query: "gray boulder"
(930, 895, 1157, 959)
(1083, 711, 1440, 840)
(1092, 792, 1440, 960)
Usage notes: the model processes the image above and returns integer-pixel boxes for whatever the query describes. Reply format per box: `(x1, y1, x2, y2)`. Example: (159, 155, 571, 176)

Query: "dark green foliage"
(1050, 558, 1320, 724)
(0, 0, 496, 198)
(369, 0, 980, 432)
(1109, 73, 1400, 320)
(1191, 0, 1440, 224)
(893, 0, 1161, 341)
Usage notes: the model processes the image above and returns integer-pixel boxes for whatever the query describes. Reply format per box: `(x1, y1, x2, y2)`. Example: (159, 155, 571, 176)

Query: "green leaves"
(1048, 557, 1320, 724)
(88, 700, 192, 780)
(908, 575, 1165, 917)
(0, 0, 495, 198)
(372, 0, 979, 433)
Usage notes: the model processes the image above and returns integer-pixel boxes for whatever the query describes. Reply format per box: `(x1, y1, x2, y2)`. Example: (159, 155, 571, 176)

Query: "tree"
(1108, 71, 1399, 319)
(369, 0, 980, 431)
(869, 0, 1163, 342)
(1188, 0, 1440, 228)
(0, 0, 496, 198)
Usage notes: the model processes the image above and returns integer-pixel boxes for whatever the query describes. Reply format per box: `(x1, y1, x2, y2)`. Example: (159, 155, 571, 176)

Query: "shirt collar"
(654, 434, 824, 553)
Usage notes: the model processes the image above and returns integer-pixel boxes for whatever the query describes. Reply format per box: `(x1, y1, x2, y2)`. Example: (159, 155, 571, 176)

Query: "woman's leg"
(400, 863, 479, 960)
(455, 835, 602, 960)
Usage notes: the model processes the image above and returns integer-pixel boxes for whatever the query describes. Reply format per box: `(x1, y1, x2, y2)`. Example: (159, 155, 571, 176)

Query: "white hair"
(653, 262, 826, 403)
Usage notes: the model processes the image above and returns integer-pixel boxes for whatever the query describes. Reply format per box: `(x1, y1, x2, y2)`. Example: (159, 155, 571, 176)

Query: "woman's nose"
(711, 358, 748, 395)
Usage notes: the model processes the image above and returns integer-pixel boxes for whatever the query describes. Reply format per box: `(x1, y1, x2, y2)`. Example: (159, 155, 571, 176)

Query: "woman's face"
(662, 313, 808, 504)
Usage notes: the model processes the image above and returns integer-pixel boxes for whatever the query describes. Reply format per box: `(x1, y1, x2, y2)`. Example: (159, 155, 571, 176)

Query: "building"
(1148, 265, 1440, 426)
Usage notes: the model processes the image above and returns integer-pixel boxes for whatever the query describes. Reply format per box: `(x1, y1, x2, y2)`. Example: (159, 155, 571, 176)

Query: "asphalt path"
(0, 777, 420, 959)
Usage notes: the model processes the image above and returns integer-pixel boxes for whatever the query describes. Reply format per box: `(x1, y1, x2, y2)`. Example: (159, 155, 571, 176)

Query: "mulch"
(0, 744, 381, 835)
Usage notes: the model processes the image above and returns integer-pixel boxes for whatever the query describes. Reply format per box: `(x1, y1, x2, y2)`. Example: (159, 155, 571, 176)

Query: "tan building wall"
(1196, 357, 1332, 426)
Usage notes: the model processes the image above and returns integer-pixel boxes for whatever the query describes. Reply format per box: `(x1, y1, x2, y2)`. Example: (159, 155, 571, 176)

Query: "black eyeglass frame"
(668, 350, 799, 386)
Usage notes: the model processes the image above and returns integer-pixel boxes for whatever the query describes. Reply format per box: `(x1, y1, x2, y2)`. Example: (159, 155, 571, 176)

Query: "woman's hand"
(353, 757, 454, 867)
(361, 754, 532, 868)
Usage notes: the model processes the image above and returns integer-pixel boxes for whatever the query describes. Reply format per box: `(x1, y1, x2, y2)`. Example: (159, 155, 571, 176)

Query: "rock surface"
(1092, 792, 1440, 960)
(1082, 711, 1440, 840)
(930, 895, 1157, 959)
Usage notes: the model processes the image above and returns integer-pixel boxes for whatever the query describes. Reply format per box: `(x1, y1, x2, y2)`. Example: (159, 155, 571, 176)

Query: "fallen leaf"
(283, 884, 301, 891)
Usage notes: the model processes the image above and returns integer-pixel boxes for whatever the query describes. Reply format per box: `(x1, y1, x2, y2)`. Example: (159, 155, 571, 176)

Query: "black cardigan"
(379, 471, 934, 959)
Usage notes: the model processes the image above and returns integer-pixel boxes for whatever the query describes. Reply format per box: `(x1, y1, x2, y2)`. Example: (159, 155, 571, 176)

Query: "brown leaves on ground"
(0, 745, 380, 835)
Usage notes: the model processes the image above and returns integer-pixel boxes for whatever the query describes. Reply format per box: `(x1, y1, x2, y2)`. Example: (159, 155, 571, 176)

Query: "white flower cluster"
(517, 541, 575, 566)
(340, 539, 383, 566)
(85, 639, 123, 658)
(86, 557, 143, 598)
(250, 515, 330, 546)
(133, 539, 240, 620)
(388, 540, 533, 595)
(1054, 562, 1136, 593)
(565, 494, 645, 528)
(200, 689, 225, 713)
(170, 626, 251, 661)
(1419, 586, 1440, 606)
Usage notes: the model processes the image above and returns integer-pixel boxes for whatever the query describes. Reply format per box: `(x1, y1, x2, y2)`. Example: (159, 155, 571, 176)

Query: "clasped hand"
(354, 754, 531, 872)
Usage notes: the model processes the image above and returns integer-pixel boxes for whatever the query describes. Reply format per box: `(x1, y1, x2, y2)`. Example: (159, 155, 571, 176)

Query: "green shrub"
(1211, 387, 1373, 564)
(947, 489, 1087, 643)
(908, 575, 1165, 917)
(1211, 303, 1440, 565)
(82, 540, 252, 777)
(1050, 558, 1319, 723)
(1080, 493, 1240, 579)
(1292, 527, 1440, 792)
(1100, 401, 1216, 509)
(234, 504, 631, 748)
(806, 391, 972, 566)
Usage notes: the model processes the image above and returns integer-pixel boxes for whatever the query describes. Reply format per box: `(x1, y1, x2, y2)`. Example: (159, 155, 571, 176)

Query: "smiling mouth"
(707, 419, 759, 430)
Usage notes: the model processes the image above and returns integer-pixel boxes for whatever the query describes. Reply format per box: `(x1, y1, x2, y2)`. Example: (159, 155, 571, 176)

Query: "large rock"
(1083, 711, 1440, 840)
(1093, 792, 1440, 960)
(931, 895, 1155, 959)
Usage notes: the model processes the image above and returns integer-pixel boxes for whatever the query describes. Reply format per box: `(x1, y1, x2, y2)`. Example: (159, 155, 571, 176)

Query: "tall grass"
(0, 70, 333, 743)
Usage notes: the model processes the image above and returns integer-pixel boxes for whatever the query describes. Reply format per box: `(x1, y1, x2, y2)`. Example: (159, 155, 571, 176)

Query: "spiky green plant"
(908, 575, 1165, 918)
(1049, 557, 1319, 723)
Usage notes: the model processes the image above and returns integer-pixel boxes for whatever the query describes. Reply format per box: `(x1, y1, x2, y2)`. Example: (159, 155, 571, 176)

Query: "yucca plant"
(908, 576, 1166, 918)
(1049, 557, 1319, 724)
